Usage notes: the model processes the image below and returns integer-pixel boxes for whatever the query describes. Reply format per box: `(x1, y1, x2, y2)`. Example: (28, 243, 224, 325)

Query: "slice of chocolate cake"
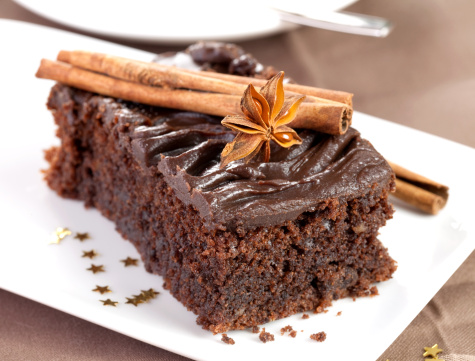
(42, 43, 396, 333)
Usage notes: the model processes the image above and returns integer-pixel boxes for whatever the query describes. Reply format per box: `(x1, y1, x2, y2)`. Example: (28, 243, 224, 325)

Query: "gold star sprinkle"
(141, 288, 160, 300)
(133, 293, 148, 302)
(82, 250, 98, 259)
(92, 285, 111, 294)
(125, 297, 144, 307)
(121, 257, 139, 267)
(423, 344, 443, 358)
(125, 289, 159, 306)
(74, 232, 90, 241)
(49, 227, 72, 244)
(100, 299, 118, 307)
(87, 264, 105, 274)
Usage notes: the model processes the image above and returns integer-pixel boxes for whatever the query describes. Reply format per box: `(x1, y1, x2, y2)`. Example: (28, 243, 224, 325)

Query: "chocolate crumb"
(259, 328, 275, 343)
(310, 332, 327, 342)
(302, 314, 310, 319)
(336, 311, 342, 316)
(251, 326, 260, 333)
(289, 330, 297, 338)
(370, 286, 379, 296)
(280, 325, 293, 336)
(221, 333, 235, 345)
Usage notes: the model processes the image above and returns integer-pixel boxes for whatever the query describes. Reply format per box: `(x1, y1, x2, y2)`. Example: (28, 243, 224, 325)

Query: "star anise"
(220, 71, 305, 168)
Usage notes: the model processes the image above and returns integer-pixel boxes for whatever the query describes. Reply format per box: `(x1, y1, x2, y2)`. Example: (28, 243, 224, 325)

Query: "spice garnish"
(220, 71, 305, 168)
(37, 53, 352, 136)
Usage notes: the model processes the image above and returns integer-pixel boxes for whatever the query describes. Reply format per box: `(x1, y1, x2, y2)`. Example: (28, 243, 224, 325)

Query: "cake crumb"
(221, 333, 235, 345)
(280, 325, 293, 336)
(336, 311, 342, 316)
(302, 314, 310, 319)
(289, 330, 297, 338)
(251, 325, 260, 333)
(370, 286, 379, 296)
(259, 328, 275, 343)
(310, 332, 327, 342)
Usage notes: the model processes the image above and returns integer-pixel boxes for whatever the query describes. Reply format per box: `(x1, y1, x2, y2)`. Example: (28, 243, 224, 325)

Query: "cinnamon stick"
(36, 59, 241, 116)
(388, 161, 449, 215)
(179, 67, 354, 106)
(57, 50, 247, 96)
(292, 102, 350, 134)
(35, 59, 348, 135)
(57, 50, 351, 108)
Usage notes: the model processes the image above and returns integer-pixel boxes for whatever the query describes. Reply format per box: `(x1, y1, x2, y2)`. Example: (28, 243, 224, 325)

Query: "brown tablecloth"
(1, 0, 474, 360)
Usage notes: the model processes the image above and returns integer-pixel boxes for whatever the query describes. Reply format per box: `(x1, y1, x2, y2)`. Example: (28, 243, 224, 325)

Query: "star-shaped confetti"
(49, 227, 72, 244)
(92, 285, 111, 295)
(82, 250, 98, 259)
(141, 288, 159, 300)
(121, 257, 139, 267)
(74, 232, 90, 241)
(125, 288, 160, 306)
(125, 297, 144, 307)
(100, 299, 118, 307)
(87, 264, 105, 274)
(132, 293, 148, 302)
(423, 344, 443, 359)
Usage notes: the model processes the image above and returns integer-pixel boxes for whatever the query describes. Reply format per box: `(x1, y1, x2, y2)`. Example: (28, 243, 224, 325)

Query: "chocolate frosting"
(127, 109, 393, 231)
(76, 42, 393, 231)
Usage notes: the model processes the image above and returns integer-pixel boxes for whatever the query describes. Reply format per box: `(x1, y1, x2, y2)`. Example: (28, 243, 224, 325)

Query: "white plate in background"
(13, 0, 357, 44)
(0, 20, 474, 361)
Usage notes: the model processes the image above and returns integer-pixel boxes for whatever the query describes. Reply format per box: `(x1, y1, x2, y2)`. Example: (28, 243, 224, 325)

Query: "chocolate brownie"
(43, 44, 396, 333)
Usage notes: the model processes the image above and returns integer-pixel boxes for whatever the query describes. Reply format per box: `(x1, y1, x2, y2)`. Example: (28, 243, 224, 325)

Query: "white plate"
(13, 0, 357, 44)
(0, 19, 474, 361)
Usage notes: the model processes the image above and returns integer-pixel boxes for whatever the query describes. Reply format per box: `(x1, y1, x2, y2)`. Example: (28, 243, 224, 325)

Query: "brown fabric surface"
(0, 288, 191, 361)
(1, 0, 474, 359)
(377, 251, 475, 361)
